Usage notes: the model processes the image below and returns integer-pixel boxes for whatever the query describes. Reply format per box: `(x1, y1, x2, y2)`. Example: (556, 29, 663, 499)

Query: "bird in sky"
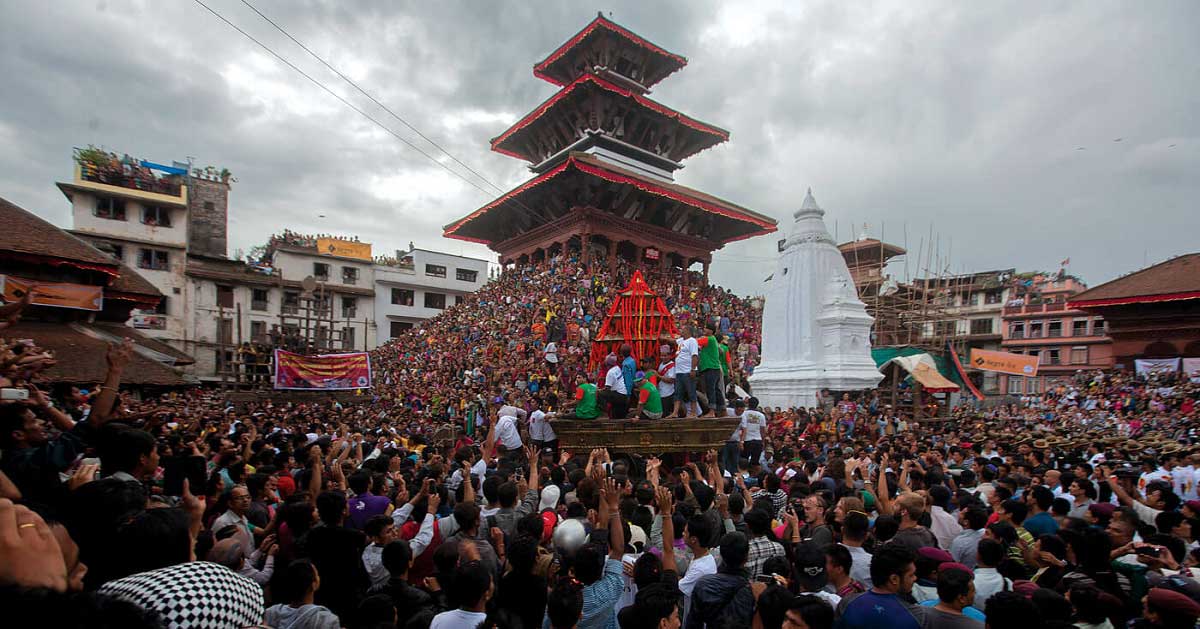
(1075, 147, 1086, 151)
(1113, 138, 1123, 142)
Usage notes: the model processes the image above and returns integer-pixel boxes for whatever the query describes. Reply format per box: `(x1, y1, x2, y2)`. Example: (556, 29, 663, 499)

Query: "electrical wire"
(191, 0, 498, 200)
(237, 0, 507, 196)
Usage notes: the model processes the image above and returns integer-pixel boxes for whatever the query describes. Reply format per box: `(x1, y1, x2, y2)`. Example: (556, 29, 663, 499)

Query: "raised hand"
(427, 491, 441, 514)
(0, 498, 67, 591)
(67, 463, 100, 490)
(655, 485, 674, 516)
(601, 476, 620, 511)
(559, 450, 572, 466)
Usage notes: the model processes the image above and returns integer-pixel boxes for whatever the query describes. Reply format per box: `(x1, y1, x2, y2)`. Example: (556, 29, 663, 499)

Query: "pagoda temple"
(443, 14, 777, 280)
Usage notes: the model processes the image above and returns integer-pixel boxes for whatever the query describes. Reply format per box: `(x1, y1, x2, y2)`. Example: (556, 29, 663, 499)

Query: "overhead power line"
(190, 0, 498, 199)
(237, 0, 507, 196)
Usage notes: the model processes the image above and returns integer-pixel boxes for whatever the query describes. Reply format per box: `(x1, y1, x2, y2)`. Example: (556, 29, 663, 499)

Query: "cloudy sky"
(1, 0, 1196, 296)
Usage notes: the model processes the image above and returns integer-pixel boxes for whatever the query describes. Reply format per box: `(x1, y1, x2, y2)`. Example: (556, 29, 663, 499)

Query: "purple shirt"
(346, 492, 391, 530)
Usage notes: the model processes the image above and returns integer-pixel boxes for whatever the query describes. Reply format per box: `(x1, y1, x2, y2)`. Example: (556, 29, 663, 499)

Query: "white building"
(267, 241, 377, 352)
(375, 247, 490, 342)
(60, 152, 231, 342)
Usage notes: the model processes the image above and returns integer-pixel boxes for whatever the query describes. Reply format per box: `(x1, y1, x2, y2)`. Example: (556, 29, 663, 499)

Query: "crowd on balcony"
(1, 252, 1200, 629)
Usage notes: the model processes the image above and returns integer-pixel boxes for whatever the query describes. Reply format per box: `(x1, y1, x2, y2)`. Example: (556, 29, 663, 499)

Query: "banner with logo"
(0, 275, 103, 311)
(1183, 358, 1200, 383)
(968, 348, 1039, 377)
(274, 349, 372, 390)
(1134, 357, 1180, 376)
(316, 237, 372, 261)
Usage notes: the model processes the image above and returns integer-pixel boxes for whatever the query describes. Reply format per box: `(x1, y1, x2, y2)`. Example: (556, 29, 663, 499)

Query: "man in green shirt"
(564, 372, 600, 420)
(695, 322, 726, 417)
(632, 371, 663, 420)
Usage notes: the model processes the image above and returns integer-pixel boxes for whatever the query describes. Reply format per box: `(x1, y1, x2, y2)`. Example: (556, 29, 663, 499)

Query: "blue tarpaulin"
(139, 161, 188, 176)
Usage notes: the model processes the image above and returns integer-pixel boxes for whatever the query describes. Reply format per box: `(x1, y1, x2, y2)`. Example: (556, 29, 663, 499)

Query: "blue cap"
(635, 371, 646, 381)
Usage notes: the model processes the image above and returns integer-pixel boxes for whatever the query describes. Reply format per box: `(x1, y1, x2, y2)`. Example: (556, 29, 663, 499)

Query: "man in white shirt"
(928, 485, 963, 549)
(543, 341, 558, 366)
(677, 515, 718, 620)
(528, 405, 556, 452)
(738, 397, 767, 467)
(656, 345, 676, 412)
(494, 413, 523, 453)
(672, 332, 699, 417)
(601, 356, 629, 418)
(212, 484, 258, 559)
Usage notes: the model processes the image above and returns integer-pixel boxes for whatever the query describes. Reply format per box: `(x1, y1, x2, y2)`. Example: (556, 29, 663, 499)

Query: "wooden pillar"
(582, 233, 590, 264)
(608, 240, 617, 274)
(702, 259, 711, 285)
(914, 381, 924, 420)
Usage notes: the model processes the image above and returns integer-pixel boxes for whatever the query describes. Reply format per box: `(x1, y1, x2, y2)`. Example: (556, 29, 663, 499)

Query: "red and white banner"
(273, 350, 372, 390)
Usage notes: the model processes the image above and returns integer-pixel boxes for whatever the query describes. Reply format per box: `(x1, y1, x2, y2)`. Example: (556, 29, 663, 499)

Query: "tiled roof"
(1069, 254, 1200, 306)
(0, 196, 120, 268)
(91, 322, 195, 365)
(107, 263, 163, 299)
(10, 321, 186, 386)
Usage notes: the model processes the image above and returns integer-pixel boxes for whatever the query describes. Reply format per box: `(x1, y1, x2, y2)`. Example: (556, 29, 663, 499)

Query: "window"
(935, 320, 956, 337)
(1093, 318, 1105, 335)
(961, 292, 975, 307)
(282, 291, 300, 314)
(1070, 346, 1088, 365)
(342, 327, 356, 350)
(313, 262, 330, 281)
(217, 318, 233, 345)
(985, 291, 1002, 304)
(455, 268, 478, 283)
(424, 292, 446, 310)
(216, 285, 234, 309)
(342, 267, 359, 285)
(1045, 348, 1061, 365)
(1028, 348, 1041, 364)
(1028, 377, 1043, 394)
(1072, 319, 1089, 337)
(138, 248, 169, 270)
(391, 288, 414, 306)
(155, 296, 169, 315)
(251, 288, 269, 311)
(454, 294, 463, 306)
(341, 297, 357, 319)
(970, 318, 993, 335)
(390, 321, 413, 337)
(1029, 321, 1044, 338)
(1010, 322, 1025, 339)
(251, 320, 266, 343)
(1047, 320, 1063, 337)
(1007, 376, 1024, 395)
(425, 264, 446, 278)
(94, 197, 126, 220)
(142, 205, 171, 227)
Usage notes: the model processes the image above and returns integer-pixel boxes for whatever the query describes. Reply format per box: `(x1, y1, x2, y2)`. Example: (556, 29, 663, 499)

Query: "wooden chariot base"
(553, 416, 741, 454)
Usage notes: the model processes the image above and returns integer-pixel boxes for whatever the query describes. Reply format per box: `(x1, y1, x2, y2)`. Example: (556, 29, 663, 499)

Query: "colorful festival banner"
(0, 275, 103, 311)
(274, 350, 373, 390)
(969, 348, 1039, 377)
(316, 238, 372, 261)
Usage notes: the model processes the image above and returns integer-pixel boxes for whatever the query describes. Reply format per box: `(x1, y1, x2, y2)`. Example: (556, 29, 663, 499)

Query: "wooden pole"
(236, 302, 243, 386)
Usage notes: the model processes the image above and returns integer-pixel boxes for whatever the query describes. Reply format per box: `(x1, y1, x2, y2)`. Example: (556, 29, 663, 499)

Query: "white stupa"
(749, 188, 882, 409)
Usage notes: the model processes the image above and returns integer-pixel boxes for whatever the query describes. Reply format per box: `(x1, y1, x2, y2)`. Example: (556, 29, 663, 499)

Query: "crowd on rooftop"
(0, 256, 1199, 629)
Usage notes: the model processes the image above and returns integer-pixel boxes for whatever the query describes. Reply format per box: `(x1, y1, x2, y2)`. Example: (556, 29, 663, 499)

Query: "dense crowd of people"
(1, 257, 1200, 629)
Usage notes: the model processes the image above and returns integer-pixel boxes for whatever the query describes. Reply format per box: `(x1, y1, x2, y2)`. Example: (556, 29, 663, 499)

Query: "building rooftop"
(7, 321, 187, 386)
(0, 196, 122, 269)
(442, 152, 776, 246)
(533, 14, 688, 89)
(1068, 253, 1200, 308)
(490, 73, 728, 164)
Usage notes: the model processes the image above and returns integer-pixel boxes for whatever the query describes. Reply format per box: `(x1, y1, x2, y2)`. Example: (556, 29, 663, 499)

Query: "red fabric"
(575, 386, 585, 401)
(401, 518, 442, 586)
(589, 271, 679, 371)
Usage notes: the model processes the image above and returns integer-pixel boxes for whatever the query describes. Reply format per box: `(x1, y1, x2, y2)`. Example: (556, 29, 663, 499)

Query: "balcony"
(251, 300, 269, 312)
(66, 149, 189, 207)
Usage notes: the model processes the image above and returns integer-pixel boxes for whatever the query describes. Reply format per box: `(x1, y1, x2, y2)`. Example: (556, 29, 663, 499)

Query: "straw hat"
(1033, 439, 1050, 450)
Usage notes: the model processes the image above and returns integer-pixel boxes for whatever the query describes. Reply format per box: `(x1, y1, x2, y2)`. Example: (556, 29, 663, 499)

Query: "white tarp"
(1134, 357, 1181, 376)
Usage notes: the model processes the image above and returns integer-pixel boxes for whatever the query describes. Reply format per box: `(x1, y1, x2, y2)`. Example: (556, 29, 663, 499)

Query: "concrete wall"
(70, 190, 188, 247)
(373, 249, 489, 346)
(187, 178, 229, 258)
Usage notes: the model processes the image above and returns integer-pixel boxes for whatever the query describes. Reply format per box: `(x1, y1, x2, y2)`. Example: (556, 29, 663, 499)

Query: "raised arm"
(602, 477, 625, 560)
(877, 453, 894, 516)
(461, 460, 476, 504)
(307, 445, 322, 498)
(27, 385, 74, 433)
(90, 339, 134, 427)
(656, 485, 677, 573)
